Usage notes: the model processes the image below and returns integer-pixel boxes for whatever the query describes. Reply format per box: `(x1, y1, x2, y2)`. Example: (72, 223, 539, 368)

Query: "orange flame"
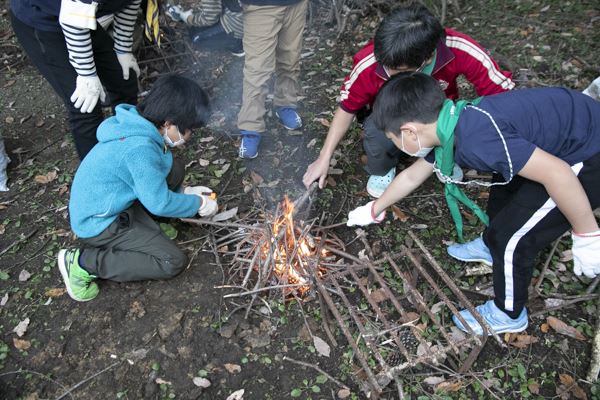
(263, 196, 316, 294)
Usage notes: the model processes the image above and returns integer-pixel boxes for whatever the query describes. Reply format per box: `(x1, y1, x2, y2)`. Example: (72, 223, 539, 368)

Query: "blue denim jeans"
(189, 22, 241, 52)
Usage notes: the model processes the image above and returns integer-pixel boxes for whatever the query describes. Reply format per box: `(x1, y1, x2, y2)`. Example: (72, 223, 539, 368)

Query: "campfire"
(182, 183, 345, 307)
(264, 195, 317, 295)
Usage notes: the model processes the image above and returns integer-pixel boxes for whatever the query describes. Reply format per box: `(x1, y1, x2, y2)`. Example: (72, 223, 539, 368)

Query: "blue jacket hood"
(97, 104, 164, 146)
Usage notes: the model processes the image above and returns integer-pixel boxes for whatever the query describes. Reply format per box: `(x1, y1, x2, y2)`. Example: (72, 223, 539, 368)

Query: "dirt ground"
(1, 1, 600, 399)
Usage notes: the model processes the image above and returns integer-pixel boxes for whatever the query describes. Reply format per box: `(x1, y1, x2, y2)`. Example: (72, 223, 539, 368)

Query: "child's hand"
(184, 186, 218, 217)
(347, 201, 385, 226)
(572, 231, 600, 278)
(165, 4, 192, 23)
(198, 196, 218, 217)
(303, 156, 330, 189)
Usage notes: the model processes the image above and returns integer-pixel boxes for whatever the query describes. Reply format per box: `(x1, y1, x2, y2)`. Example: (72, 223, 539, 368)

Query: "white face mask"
(163, 126, 186, 147)
(401, 131, 433, 157)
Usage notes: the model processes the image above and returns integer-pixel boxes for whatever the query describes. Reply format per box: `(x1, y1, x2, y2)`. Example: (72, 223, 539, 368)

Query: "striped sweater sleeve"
(60, 23, 96, 77)
(189, 0, 222, 27)
(221, 9, 244, 39)
(113, 0, 142, 54)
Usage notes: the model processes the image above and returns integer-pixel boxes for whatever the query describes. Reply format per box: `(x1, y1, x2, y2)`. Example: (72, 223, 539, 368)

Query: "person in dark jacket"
(10, 0, 141, 159)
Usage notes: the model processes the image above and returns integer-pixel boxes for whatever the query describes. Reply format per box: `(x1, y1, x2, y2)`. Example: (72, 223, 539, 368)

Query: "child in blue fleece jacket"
(58, 75, 217, 302)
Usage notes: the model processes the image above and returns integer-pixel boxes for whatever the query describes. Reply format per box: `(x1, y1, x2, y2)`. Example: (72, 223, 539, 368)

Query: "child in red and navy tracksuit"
(303, 3, 514, 198)
(347, 72, 600, 335)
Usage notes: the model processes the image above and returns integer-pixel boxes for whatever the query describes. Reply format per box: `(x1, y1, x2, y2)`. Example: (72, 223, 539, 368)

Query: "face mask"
(163, 126, 186, 147)
(401, 131, 433, 157)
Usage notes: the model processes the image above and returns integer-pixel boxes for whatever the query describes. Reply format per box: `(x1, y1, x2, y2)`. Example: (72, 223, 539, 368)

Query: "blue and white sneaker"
(239, 130, 261, 159)
(447, 237, 492, 266)
(453, 300, 528, 335)
(275, 107, 302, 130)
(366, 167, 395, 198)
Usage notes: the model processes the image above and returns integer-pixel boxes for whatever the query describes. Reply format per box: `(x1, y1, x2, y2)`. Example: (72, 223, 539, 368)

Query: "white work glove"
(116, 53, 140, 81)
(347, 201, 385, 227)
(71, 75, 106, 113)
(165, 4, 193, 23)
(184, 186, 218, 217)
(572, 231, 600, 278)
(582, 76, 600, 101)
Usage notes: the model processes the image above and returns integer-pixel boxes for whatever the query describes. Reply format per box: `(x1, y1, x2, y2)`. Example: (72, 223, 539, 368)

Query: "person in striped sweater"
(10, 0, 142, 160)
(302, 3, 514, 197)
(166, 0, 244, 56)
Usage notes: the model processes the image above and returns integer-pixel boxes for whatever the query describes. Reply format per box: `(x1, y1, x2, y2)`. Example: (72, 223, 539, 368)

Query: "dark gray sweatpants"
(362, 115, 404, 175)
(79, 159, 189, 282)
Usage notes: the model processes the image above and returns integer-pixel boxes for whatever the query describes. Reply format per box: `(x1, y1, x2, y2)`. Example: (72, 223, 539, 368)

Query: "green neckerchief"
(435, 98, 489, 242)
(420, 49, 436, 76)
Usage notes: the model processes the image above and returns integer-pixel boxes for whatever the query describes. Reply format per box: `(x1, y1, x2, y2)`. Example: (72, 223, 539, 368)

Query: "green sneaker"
(57, 249, 99, 302)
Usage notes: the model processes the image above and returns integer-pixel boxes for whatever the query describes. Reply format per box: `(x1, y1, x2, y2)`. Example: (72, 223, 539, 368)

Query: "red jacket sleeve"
(338, 43, 382, 113)
(445, 29, 515, 96)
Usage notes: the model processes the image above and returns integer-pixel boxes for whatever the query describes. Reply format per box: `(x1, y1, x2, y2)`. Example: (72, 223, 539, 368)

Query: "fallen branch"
(283, 356, 349, 390)
(533, 238, 561, 294)
(54, 361, 120, 400)
(181, 218, 261, 230)
(0, 370, 72, 399)
(221, 283, 306, 298)
(530, 294, 599, 318)
(0, 229, 39, 258)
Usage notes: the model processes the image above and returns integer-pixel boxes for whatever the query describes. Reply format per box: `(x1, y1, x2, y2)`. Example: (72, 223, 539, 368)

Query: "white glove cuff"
(371, 201, 385, 223)
(573, 230, 600, 238)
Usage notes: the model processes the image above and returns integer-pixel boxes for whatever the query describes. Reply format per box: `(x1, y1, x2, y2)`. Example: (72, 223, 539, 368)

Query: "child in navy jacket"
(348, 73, 600, 335)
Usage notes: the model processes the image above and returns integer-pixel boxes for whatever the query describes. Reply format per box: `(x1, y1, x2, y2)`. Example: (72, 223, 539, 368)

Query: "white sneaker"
(366, 167, 395, 198)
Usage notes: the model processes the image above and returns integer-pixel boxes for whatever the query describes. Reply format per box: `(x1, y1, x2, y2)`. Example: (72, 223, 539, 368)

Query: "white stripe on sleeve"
(446, 36, 515, 90)
(339, 53, 377, 102)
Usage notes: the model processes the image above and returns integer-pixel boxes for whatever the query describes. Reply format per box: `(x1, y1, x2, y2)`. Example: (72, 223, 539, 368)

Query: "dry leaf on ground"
(435, 380, 463, 392)
(250, 171, 264, 185)
(313, 117, 330, 128)
(34, 170, 57, 184)
(18, 270, 31, 282)
(370, 288, 388, 303)
(13, 338, 31, 350)
(313, 335, 331, 357)
(212, 207, 238, 222)
(505, 333, 539, 348)
(225, 389, 244, 400)
(224, 363, 241, 374)
(193, 377, 211, 388)
(45, 288, 66, 297)
(547, 316, 586, 340)
(13, 318, 30, 337)
(390, 205, 409, 222)
(423, 376, 445, 386)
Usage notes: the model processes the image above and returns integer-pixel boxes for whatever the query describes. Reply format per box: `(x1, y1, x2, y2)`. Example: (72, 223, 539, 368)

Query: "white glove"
(116, 53, 140, 81)
(165, 4, 193, 23)
(582, 76, 600, 101)
(70, 75, 106, 113)
(572, 231, 600, 278)
(347, 201, 385, 227)
(184, 186, 218, 217)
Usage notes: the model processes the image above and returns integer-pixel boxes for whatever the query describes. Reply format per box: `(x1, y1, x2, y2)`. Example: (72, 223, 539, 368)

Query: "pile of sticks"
(184, 183, 345, 315)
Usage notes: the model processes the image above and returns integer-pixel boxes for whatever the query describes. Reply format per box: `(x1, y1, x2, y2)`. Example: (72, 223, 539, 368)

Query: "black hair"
(373, 3, 444, 69)
(137, 75, 211, 131)
(373, 72, 446, 135)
